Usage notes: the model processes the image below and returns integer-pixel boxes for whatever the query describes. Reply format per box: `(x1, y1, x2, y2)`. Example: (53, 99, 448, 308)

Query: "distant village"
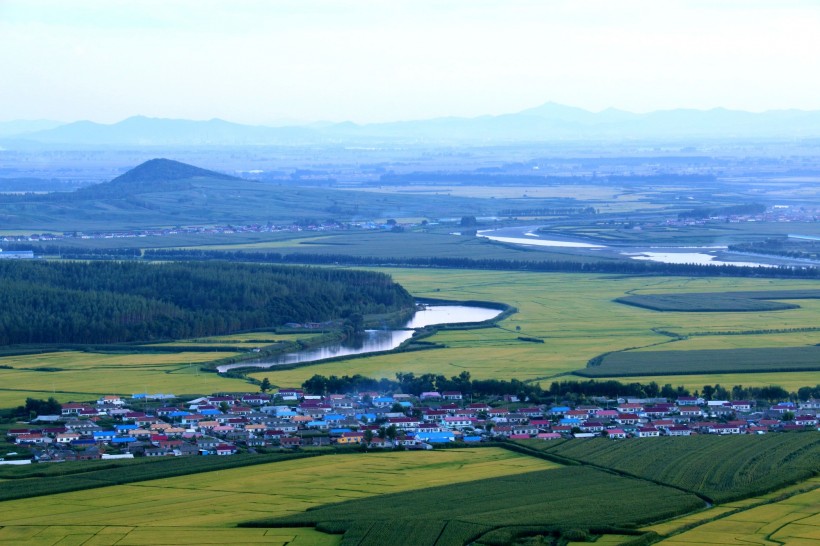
(4, 388, 819, 464)
(1, 204, 817, 254)
(0, 218, 420, 251)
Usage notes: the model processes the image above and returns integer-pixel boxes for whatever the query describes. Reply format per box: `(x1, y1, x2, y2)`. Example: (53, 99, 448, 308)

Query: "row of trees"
(8, 244, 817, 279)
(0, 261, 414, 345)
(141, 248, 820, 279)
(301, 371, 820, 404)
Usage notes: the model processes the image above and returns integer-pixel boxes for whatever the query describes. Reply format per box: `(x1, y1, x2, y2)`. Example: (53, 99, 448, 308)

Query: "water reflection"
(217, 304, 501, 372)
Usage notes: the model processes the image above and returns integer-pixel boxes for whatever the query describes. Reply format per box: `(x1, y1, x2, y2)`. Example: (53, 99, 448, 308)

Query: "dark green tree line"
(0, 261, 413, 345)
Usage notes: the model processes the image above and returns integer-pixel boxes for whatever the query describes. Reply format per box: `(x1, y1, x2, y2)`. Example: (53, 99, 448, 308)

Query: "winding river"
(478, 225, 784, 267)
(216, 304, 502, 373)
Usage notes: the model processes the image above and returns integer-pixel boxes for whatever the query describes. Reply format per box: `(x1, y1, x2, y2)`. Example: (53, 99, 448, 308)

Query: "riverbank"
(216, 300, 512, 376)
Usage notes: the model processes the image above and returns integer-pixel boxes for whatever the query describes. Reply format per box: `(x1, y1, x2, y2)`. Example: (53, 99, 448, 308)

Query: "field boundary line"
(653, 482, 820, 544)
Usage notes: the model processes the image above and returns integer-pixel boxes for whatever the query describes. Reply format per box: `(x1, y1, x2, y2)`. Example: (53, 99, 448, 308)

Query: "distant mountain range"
(4, 103, 820, 146)
(0, 119, 65, 138)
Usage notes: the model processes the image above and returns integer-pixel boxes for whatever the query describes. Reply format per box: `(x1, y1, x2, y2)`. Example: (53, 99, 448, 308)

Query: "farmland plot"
(521, 434, 820, 503)
(658, 483, 820, 545)
(0, 449, 552, 545)
(246, 466, 703, 545)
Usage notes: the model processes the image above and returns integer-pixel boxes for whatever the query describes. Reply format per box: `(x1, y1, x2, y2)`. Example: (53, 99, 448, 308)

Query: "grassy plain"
(251, 269, 820, 390)
(0, 448, 553, 545)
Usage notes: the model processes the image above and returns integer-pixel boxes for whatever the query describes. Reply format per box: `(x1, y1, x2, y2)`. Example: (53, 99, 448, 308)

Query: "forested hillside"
(0, 261, 413, 344)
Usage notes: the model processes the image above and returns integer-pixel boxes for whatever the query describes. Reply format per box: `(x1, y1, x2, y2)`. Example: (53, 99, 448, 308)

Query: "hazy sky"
(2, 0, 819, 124)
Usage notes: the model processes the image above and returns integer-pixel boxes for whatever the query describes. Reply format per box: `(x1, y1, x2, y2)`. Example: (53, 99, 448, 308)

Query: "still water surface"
(217, 304, 501, 372)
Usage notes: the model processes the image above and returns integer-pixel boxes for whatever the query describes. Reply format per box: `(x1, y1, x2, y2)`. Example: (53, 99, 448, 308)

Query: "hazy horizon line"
(5, 101, 820, 127)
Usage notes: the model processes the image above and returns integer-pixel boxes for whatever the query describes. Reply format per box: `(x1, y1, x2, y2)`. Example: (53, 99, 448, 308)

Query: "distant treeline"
(0, 261, 413, 345)
(678, 202, 766, 220)
(377, 172, 715, 186)
(141, 248, 820, 279)
(300, 372, 820, 402)
(0, 178, 89, 193)
(729, 238, 820, 261)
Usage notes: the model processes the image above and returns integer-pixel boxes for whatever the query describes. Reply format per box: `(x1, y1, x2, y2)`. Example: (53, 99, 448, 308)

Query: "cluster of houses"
(4, 391, 819, 464)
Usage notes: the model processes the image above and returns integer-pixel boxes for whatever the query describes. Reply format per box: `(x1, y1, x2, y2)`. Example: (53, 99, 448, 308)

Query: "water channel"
(477, 226, 783, 267)
(216, 304, 502, 373)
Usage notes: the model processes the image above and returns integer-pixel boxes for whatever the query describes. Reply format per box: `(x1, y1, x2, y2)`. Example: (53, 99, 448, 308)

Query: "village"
(4, 387, 819, 464)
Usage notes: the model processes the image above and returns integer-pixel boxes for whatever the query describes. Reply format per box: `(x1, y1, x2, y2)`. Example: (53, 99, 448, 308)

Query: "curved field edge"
(643, 476, 820, 538)
(515, 434, 820, 503)
(653, 478, 820, 545)
(239, 466, 705, 546)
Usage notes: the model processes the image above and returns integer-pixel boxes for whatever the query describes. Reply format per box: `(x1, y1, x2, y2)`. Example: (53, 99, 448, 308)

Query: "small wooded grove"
(0, 261, 413, 345)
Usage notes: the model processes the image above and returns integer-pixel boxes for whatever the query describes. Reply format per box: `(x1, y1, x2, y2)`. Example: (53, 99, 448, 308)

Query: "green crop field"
(0, 526, 338, 545)
(155, 331, 316, 349)
(644, 476, 820, 537)
(0, 351, 247, 408)
(615, 290, 820, 312)
(576, 346, 820, 377)
(600, 371, 820, 392)
(657, 480, 820, 545)
(0, 452, 324, 502)
(631, 331, 820, 351)
(250, 269, 820, 392)
(245, 465, 703, 546)
(0, 448, 554, 545)
(518, 434, 820, 503)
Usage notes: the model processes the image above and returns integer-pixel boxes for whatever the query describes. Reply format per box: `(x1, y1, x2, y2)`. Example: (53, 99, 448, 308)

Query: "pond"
(216, 304, 502, 372)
